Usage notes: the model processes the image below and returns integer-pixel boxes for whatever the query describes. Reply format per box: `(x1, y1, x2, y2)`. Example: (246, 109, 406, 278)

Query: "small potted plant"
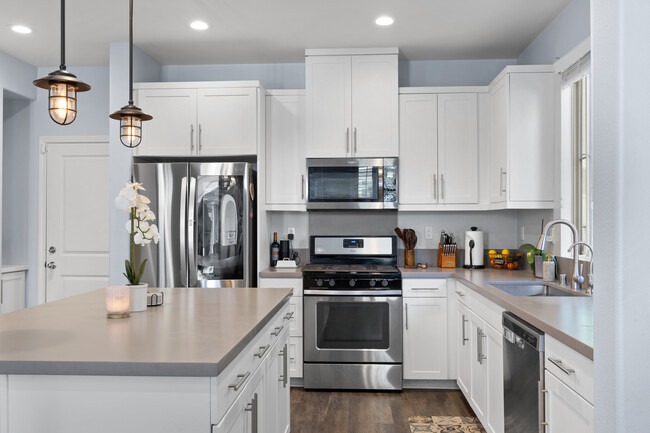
(114, 181, 160, 311)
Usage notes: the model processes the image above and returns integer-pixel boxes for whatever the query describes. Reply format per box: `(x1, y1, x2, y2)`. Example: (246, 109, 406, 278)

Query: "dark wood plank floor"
(290, 388, 474, 433)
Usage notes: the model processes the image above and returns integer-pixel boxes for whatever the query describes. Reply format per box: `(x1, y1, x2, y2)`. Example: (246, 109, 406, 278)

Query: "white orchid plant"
(114, 182, 160, 285)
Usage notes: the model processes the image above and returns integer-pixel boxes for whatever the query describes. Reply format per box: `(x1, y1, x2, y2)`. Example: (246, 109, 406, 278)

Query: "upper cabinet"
(399, 90, 481, 209)
(265, 90, 307, 211)
(488, 66, 554, 208)
(305, 48, 398, 158)
(134, 82, 262, 157)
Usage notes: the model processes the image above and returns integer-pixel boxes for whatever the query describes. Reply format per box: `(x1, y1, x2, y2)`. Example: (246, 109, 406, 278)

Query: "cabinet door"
(269, 332, 290, 433)
(469, 311, 487, 420)
(198, 88, 258, 156)
(265, 93, 306, 206)
(484, 324, 504, 433)
(438, 93, 478, 204)
(399, 93, 438, 205)
(289, 336, 303, 379)
(306, 55, 352, 157)
(545, 371, 594, 433)
(403, 298, 448, 380)
(456, 302, 471, 396)
(0, 271, 25, 314)
(136, 88, 197, 156)
(351, 55, 398, 157)
(489, 76, 508, 204)
(508, 73, 554, 203)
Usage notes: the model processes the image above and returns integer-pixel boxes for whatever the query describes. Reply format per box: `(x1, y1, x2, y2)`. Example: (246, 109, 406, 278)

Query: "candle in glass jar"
(106, 285, 130, 318)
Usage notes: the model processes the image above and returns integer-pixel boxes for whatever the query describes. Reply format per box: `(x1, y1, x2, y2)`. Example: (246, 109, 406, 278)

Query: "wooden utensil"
(394, 227, 406, 246)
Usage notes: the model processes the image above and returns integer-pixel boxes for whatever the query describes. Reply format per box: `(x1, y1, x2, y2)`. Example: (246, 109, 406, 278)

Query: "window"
(559, 52, 592, 256)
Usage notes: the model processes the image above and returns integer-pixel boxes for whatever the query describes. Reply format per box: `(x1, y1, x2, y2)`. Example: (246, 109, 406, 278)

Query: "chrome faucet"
(568, 242, 594, 294)
(536, 219, 584, 290)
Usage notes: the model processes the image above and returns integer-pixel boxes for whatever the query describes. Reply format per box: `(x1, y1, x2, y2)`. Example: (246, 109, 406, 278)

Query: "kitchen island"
(0, 287, 292, 433)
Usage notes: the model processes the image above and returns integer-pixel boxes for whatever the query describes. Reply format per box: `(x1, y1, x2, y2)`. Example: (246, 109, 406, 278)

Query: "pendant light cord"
(60, 0, 66, 70)
(128, 0, 134, 105)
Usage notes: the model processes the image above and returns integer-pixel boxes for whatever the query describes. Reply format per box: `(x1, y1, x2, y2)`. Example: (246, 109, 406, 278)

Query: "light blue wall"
(0, 51, 37, 100)
(517, 0, 590, 64)
(108, 43, 161, 285)
(399, 59, 516, 86)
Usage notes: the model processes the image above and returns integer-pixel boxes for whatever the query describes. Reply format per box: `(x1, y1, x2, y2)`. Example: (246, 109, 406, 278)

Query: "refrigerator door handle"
(188, 177, 197, 286)
(180, 177, 188, 287)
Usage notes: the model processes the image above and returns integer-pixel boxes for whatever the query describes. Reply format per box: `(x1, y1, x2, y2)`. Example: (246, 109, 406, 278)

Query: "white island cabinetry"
(0, 267, 26, 314)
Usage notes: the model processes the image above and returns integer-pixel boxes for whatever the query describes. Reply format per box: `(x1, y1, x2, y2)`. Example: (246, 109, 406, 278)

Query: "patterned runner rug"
(408, 416, 486, 432)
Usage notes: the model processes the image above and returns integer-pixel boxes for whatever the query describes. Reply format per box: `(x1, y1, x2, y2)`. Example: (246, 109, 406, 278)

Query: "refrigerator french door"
(133, 161, 256, 288)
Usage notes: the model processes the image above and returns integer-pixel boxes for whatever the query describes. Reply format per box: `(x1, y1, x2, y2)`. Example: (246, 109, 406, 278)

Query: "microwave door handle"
(188, 177, 197, 286)
(179, 177, 188, 287)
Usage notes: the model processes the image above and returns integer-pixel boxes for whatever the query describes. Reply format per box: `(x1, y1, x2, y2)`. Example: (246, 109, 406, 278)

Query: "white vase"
(128, 283, 148, 312)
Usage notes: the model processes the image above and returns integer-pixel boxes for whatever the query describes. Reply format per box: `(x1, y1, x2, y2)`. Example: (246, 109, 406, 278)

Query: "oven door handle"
(303, 289, 402, 296)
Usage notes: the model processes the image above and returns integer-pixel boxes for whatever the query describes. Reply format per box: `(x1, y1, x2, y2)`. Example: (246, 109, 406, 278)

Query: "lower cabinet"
(403, 297, 448, 380)
(0, 270, 26, 314)
(266, 332, 291, 433)
(544, 371, 594, 433)
(455, 286, 504, 433)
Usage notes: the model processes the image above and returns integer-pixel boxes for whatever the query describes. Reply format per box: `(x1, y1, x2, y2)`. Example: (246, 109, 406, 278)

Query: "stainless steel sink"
(488, 281, 589, 297)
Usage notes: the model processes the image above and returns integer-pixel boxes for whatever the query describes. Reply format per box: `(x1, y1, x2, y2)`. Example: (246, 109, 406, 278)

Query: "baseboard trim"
(403, 379, 459, 390)
(290, 378, 304, 387)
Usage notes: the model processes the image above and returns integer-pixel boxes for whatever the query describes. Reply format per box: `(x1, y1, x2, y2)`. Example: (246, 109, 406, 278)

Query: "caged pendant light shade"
(33, 0, 91, 125)
(110, 0, 152, 148)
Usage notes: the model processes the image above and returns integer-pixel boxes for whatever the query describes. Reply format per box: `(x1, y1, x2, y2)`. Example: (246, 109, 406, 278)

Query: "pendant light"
(33, 0, 91, 125)
(110, 0, 152, 148)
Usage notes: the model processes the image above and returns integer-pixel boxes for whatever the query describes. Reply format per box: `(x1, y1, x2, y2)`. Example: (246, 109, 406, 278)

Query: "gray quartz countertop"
(401, 266, 593, 360)
(0, 287, 292, 377)
(259, 267, 303, 278)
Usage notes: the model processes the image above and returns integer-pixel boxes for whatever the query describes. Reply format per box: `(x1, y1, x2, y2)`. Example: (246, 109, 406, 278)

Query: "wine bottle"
(270, 232, 280, 267)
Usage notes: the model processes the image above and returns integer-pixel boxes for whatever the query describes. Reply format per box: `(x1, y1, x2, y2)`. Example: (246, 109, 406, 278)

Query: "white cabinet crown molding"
(399, 86, 488, 94)
(306, 47, 399, 56)
(134, 80, 264, 90)
(488, 64, 554, 89)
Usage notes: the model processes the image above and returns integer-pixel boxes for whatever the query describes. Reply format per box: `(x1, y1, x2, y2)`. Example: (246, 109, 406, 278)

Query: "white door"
(545, 371, 594, 433)
(399, 93, 438, 205)
(489, 76, 509, 204)
(136, 88, 197, 156)
(44, 138, 109, 302)
(456, 302, 471, 396)
(198, 88, 258, 156)
(306, 55, 352, 157)
(438, 93, 478, 204)
(403, 297, 448, 380)
(351, 55, 398, 157)
(484, 324, 504, 433)
(265, 93, 306, 206)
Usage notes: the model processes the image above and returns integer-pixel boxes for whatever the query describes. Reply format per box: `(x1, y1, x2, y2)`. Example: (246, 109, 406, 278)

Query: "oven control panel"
(304, 276, 401, 291)
(343, 239, 364, 248)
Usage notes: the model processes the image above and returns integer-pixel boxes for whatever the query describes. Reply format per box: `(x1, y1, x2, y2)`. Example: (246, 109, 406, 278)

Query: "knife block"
(438, 243, 457, 268)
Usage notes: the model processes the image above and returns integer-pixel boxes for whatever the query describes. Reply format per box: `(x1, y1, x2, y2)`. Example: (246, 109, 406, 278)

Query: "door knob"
(46, 261, 57, 269)
(49, 246, 56, 253)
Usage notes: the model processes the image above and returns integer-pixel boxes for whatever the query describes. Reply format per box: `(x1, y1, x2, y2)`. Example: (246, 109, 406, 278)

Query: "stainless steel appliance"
(303, 235, 402, 390)
(503, 312, 545, 433)
(306, 158, 398, 210)
(133, 161, 256, 288)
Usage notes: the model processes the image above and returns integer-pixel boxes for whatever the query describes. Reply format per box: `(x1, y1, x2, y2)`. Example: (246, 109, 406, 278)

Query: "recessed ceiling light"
(11, 25, 32, 34)
(190, 20, 209, 31)
(375, 16, 394, 26)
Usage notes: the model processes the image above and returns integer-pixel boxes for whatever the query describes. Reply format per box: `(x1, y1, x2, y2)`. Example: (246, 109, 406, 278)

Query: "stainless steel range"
(302, 235, 403, 390)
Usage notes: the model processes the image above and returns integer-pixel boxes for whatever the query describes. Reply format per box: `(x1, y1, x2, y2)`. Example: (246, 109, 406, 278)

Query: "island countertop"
(0, 287, 292, 377)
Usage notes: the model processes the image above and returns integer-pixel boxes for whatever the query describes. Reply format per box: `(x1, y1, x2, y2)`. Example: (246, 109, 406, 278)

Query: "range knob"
(349, 279, 356, 287)
(329, 279, 336, 287)
(369, 280, 377, 287)
(316, 279, 323, 287)
(381, 280, 389, 287)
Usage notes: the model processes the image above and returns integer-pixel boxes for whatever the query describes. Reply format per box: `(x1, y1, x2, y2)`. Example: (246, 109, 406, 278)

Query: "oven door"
(303, 294, 403, 364)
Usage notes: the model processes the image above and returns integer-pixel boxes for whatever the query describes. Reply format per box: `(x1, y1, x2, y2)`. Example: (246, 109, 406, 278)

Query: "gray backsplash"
(308, 211, 398, 236)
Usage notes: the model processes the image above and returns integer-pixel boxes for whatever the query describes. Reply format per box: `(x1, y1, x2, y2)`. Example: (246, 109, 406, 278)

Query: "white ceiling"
(1, 0, 571, 67)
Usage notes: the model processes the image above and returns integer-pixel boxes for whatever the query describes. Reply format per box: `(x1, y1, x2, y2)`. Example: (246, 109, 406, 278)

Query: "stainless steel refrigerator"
(133, 161, 256, 288)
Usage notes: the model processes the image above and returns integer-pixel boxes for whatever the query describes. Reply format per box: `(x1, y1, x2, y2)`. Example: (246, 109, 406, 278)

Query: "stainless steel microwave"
(306, 158, 398, 210)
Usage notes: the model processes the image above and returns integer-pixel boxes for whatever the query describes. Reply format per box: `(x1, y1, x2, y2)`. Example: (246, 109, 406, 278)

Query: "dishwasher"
(503, 312, 545, 433)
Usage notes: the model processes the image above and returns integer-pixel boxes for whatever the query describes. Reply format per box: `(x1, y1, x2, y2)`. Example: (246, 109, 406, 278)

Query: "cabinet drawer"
(403, 279, 447, 298)
(545, 335, 593, 404)
(453, 281, 471, 305)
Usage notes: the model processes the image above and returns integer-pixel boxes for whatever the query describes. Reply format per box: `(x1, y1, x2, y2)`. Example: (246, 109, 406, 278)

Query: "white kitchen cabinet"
(456, 301, 471, 396)
(468, 309, 487, 420)
(484, 322, 504, 433)
(306, 49, 398, 158)
(403, 297, 448, 380)
(488, 66, 555, 208)
(1, 270, 26, 314)
(259, 276, 303, 380)
(544, 371, 594, 433)
(399, 91, 479, 207)
(265, 91, 306, 210)
(265, 328, 290, 433)
(134, 82, 261, 157)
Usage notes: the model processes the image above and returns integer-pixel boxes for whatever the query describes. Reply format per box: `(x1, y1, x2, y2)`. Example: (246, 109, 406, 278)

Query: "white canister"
(129, 283, 148, 312)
